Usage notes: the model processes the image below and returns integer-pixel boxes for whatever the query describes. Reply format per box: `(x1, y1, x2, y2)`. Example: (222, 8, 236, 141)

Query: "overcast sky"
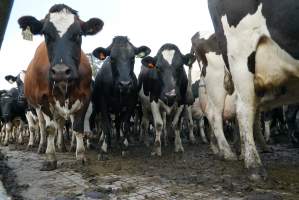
(0, 0, 213, 89)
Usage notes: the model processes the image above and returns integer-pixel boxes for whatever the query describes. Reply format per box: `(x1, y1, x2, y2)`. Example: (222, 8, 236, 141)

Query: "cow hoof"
(221, 151, 237, 161)
(175, 147, 184, 153)
(76, 156, 87, 165)
(40, 160, 57, 171)
(26, 145, 34, 151)
(3, 142, 8, 146)
(151, 151, 162, 157)
(98, 153, 109, 161)
(248, 166, 267, 182)
(37, 145, 46, 154)
(121, 150, 128, 157)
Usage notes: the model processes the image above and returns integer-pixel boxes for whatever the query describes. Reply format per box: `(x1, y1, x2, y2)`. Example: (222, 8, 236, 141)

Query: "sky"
(0, 0, 214, 89)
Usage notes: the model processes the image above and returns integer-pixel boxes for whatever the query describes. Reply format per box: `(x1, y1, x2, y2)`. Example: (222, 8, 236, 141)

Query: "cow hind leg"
(56, 119, 67, 153)
(199, 118, 208, 144)
(187, 106, 196, 144)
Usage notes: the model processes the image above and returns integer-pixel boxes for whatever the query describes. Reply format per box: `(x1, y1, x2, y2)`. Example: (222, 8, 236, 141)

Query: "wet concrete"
(0, 141, 299, 200)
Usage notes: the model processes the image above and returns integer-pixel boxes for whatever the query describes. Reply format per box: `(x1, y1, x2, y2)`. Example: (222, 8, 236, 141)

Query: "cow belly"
(254, 36, 299, 94)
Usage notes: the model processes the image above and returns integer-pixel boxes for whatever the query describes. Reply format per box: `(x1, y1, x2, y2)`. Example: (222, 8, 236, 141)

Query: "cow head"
(93, 36, 150, 94)
(18, 4, 104, 88)
(5, 70, 26, 104)
(142, 44, 195, 106)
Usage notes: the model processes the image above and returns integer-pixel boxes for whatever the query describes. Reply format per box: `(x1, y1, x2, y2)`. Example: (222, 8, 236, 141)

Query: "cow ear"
(5, 75, 17, 84)
(135, 46, 151, 58)
(183, 53, 196, 66)
(81, 18, 104, 36)
(141, 56, 156, 69)
(18, 16, 43, 35)
(92, 47, 110, 60)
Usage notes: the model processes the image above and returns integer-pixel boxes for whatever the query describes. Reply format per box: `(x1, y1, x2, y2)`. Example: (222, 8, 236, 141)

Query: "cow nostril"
(65, 69, 71, 76)
(51, 69, 56, 75)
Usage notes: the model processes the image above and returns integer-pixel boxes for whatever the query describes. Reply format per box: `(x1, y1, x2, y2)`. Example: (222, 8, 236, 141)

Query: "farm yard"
(0, 137, 299, 200)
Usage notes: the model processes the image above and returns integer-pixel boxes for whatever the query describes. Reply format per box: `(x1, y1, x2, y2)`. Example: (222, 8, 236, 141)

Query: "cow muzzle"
(118, 80, 133, 93)
(50, 64, 72, 82)
(164, 89, 176, 106)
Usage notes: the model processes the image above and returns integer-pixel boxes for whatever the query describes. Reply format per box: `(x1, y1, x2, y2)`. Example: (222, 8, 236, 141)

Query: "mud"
(0, 141, 299, 200)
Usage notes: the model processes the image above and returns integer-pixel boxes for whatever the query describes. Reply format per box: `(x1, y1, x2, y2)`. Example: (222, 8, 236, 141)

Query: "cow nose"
(120, 80, 132, 87)
(165, 89, 176, 98)
(51, 64, 72, 82)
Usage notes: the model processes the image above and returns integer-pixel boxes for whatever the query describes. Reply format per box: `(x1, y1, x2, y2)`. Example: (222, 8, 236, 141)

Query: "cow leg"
(150, 101, 163, 156)
(162, 111, 168, 147)
(69, 115, 76, 152)
(17, 121, 25, 145)
(3, 122, 12, 146)
(199, 118, 208, 143)
(173, 106, 185, 153)
(187, 106, 196, 144)
(140, 112, 150, 147)
(56, 118, 67, 152)
(40, 113, 57, 171)
(206, 107, 236, 160)
(36, 108, 47, 154)
(264, 120, 271, 143)
(254, 111, 272, 153)
(26, 111, 36, 150)
(73, 131, 86, 164)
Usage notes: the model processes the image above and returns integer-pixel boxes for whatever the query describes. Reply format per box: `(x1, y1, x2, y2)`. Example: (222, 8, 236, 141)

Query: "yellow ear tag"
(22, 26, 33, 41)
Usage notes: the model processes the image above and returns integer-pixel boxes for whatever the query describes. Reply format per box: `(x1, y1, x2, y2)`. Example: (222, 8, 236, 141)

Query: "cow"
(191, 31, 271, 160)
(0, 72, 28, 145)
(18, 4, 103, 170)
(91, 36, 150, 159)
(138, 43, 195, 156)
(208, 0, 299, 180)
(0, 88, 27, 146)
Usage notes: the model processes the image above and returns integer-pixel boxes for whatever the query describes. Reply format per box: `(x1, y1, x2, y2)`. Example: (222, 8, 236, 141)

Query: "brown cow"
(18, 4, 103, 170)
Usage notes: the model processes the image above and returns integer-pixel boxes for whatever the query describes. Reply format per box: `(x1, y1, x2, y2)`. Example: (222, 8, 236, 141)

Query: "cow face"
(5, 71, 26, 104)
(142, 44, 195, 106)
(18, 4, 104, 86)
(93, 36, 150, 94)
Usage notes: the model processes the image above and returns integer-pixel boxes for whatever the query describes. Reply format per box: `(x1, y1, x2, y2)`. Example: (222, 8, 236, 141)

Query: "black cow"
(92, 36, 150, 159)
(138, 43, 195, 156)
(208, 0, 299, 180)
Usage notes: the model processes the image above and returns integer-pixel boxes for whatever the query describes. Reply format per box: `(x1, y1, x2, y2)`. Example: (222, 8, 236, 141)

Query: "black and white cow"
(208, 0, 299, 180)
(0, 88, 27, 145)
(138, 43, 195, 156)
(1, 71, 28, 145)
(92, 36, 151, 159)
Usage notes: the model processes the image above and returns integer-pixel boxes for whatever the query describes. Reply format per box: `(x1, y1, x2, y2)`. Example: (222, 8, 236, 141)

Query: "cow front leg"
(26, 112, 35, 150)
(69, 115, 76, 152)
(254, 111, 272, 153)
(74, 131, 86, 164)
(140, 112, 150, 147)
(151, 101, 162, 156)
(3, 122, 12, 146)
(40, 113, 57, 171)
(36, 108, 46, 154)
(173, 106, 185, 153)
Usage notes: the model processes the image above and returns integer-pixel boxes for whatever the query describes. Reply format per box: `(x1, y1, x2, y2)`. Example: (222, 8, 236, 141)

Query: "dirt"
(0, 140, 299, 200)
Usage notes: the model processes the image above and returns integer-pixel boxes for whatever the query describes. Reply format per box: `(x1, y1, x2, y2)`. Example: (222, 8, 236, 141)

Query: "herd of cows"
(1, 1, 299, 182)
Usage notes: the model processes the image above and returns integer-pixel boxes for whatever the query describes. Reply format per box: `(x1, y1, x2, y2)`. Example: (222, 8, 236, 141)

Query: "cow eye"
(71, 33, 81, 42)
